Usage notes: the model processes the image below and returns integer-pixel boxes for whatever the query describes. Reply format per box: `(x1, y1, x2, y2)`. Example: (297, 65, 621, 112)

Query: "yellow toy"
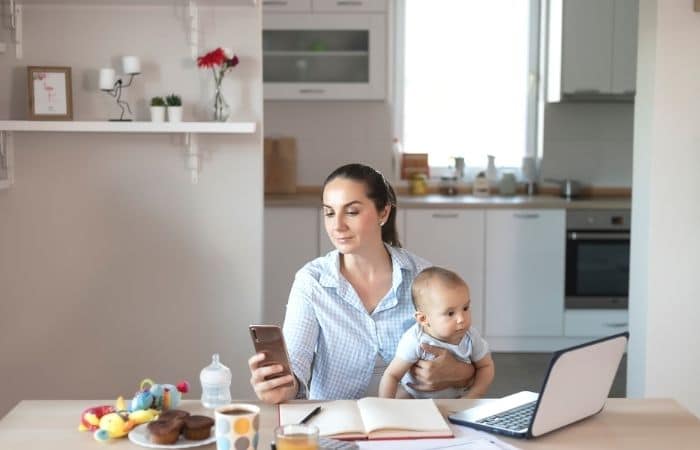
(79, 378, 188, 443)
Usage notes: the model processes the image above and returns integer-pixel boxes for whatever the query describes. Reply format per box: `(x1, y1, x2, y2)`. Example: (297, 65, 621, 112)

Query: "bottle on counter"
(473, 171, 490, 197)
(486, 155, 498, 188)
(392, 138, 403, 182)
(200, 353, 232, 409)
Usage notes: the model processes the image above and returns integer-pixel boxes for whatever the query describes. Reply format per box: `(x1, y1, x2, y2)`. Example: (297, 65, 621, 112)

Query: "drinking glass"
(275, 424, 319, 450)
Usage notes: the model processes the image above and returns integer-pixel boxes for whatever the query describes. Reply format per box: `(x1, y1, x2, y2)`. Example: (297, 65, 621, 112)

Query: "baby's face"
(417, 282, 472, 344)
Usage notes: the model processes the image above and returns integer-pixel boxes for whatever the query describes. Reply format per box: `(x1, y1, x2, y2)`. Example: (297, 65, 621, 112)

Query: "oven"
(565, 209, 631, 309)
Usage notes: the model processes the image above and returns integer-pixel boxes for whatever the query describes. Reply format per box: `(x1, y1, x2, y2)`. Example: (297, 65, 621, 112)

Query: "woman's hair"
(323, 163, 401, 247)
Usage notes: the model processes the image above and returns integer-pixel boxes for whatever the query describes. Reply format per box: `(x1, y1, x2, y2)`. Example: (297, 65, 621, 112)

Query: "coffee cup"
(215, 403, 260, 450)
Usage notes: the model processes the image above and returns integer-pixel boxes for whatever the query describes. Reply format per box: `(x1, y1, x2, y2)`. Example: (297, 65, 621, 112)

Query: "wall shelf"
(0, 121, 257, 187)
(15, 1, 256, 5)
(0, 120, 256, 134)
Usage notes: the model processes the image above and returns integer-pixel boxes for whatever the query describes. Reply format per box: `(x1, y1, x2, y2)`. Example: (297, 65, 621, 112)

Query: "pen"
(298, 406, 322, 425)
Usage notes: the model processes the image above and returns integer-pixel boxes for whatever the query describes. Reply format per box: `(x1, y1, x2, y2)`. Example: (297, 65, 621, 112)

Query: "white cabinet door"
(611, 0, 638, 94)
(263, 14, 386, 100)
(561, 0, 614, 95)
(564, 309, 629, 337)
(312, 0, 387, 13)
(264, 208, 319, 325)
(404, 210, 486, 334)
(262, 0, 312, 13)
(485, 210, 565, 337)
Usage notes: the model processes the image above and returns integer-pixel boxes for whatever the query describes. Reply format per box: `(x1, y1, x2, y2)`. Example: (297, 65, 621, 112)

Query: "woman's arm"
(463, 354, 495, 399)
(249, 272, 320, 403)
(408, 343, 476, 392)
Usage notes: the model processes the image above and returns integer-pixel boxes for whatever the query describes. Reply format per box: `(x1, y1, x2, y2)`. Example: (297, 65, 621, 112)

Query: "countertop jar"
(409, 173, 428, 195)
(439, 176, 458, 196)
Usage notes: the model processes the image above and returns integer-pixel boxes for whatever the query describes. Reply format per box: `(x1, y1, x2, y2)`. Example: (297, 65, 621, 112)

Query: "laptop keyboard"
(476, 401, 537, 431)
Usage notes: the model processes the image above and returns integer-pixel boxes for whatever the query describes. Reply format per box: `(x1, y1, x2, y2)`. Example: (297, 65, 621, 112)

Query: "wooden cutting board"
(264, 137, 297, 194)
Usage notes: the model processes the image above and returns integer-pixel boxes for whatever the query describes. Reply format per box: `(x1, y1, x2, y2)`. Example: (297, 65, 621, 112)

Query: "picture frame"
(27, 66, 73, 121)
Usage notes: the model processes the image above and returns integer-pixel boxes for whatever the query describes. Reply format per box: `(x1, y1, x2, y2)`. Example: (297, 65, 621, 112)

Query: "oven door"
(565, 231, 630, 309)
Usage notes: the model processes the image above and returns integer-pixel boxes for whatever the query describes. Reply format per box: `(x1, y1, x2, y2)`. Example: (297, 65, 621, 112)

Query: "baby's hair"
(411, 266, 467, 309)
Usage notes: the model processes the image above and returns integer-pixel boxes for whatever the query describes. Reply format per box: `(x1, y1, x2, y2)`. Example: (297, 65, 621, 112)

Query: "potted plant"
(166, 94, 183, 123)
(150, 96, 166, 122)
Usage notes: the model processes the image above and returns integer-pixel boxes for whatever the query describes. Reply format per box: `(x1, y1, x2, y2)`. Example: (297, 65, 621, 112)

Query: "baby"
(379, 266, 495, 399)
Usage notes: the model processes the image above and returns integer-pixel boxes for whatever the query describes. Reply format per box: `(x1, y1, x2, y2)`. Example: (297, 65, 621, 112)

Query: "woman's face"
(322, 177, 389, 254)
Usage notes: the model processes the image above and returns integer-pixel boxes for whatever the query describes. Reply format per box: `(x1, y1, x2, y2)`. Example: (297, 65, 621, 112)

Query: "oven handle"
(568, 232, 630, 240)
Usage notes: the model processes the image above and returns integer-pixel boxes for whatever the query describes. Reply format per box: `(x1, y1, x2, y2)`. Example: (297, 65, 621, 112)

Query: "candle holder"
(99, 56, 141, 122)
(101, 74, 138, 122)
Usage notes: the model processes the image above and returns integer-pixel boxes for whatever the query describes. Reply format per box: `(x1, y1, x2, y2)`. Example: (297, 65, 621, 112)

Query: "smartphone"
(249, 324, 294, 387)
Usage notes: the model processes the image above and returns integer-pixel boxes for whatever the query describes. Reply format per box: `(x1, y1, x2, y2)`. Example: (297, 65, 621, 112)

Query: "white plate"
(128, 423, 216, 449)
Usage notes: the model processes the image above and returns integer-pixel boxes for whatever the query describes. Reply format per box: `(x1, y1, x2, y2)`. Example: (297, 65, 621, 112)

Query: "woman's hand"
(408, 344, 476, 392)
(248, 353, 298, 404)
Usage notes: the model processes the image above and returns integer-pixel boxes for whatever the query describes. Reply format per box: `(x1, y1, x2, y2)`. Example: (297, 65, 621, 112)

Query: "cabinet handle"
(431, 213, 459, 219)
(568, 89, 603, 95)
(604, 322, 628, 328)
(513, 213, 540, 219)
(299, 89, 326, 94)
(568, 232, 630, 240)
(337, 1, 364, 6)
(263, 0, 288, 5)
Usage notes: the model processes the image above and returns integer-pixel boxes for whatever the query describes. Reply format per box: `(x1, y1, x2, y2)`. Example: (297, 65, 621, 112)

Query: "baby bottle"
(200, 353, 232, 408)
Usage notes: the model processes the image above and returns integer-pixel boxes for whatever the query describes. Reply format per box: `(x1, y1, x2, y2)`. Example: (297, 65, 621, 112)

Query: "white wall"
(265, 99, 634, 187)
(628, 0, 700, 417)
(541, 103, 634, 186)
(264, 101, 393, 185)
(0, 4, 263, 418)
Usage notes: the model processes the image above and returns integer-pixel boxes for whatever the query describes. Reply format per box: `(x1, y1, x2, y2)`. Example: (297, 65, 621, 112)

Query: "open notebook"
(279, 398, 453, 440)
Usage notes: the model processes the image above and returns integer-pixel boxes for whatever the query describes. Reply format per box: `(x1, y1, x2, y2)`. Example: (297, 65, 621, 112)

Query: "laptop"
(448, 332, 629, 439)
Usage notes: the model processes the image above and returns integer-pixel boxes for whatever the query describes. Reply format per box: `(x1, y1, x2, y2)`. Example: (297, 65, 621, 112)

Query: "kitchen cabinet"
(263, 0, 387, 13)
(264, 208, 320, 325)
(485, 210, 565, 337)
(262, 0, 313, 12)
(262, 13, 387, 100)
(312, 0, 387, 13)
(564, 309, 628, 337)
(404, 210, 486, 333)
(546, 0, 638, 101)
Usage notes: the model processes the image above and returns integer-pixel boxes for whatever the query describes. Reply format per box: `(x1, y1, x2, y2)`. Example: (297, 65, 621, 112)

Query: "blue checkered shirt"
(282, 245, 431, 400)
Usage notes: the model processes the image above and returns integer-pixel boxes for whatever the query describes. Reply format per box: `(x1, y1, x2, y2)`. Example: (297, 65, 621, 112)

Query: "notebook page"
(280, 401, 366, 437)
(357, 398, 451, 433)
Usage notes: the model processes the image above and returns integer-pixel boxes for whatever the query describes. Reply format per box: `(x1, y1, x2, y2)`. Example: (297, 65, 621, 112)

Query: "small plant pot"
(150, 106, 166, 122)
(167, 106, 183, 123)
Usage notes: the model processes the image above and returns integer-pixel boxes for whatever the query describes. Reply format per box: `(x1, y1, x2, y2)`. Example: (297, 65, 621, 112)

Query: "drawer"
(262, 0, 312, 13)
(312, 0, 387, 13)
(564, 309, 629, 337)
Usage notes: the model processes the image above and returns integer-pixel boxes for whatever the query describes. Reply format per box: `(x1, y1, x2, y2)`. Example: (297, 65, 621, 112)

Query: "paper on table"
(357, 424, 520, 450)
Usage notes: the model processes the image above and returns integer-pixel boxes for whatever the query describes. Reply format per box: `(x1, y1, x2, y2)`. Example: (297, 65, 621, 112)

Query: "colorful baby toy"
(78, 378, 189, 442)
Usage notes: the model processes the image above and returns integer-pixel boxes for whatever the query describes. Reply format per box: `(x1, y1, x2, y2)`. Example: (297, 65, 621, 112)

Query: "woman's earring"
(379, 221, 385, 227)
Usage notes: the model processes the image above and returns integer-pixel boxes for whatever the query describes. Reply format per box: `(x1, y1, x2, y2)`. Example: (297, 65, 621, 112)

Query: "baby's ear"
(415, 310, 428, 325)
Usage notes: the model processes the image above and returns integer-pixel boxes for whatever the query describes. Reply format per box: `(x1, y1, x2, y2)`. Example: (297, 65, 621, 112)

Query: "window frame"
(391, 0, 542, 179)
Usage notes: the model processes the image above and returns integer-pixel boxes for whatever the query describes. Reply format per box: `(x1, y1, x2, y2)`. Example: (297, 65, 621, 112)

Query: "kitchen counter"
(266, 193, 631, 210)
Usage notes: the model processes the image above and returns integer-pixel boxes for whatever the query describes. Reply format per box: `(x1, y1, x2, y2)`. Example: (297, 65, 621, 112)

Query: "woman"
(249, 164, 474, 403)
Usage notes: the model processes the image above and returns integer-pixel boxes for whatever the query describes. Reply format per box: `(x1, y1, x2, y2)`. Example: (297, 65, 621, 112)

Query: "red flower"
(197, 48, 226, 68)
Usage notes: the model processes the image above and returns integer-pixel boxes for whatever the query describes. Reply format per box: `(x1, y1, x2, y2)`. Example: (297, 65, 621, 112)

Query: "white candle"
(122, 56, 141, 75)
(99, 68, 116, 90)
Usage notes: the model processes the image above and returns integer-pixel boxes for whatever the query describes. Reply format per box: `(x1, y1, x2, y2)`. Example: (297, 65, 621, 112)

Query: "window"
(394, 0, 540, 173)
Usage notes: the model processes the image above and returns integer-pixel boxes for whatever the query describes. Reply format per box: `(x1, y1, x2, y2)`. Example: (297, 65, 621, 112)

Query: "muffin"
(147, 418, 184, 445)
(182, 415, 215, 440)
(158, 409, 190, 421)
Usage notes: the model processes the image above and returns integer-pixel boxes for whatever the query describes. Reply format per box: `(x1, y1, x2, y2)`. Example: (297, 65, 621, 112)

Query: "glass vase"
(212, 83, 230, 122)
